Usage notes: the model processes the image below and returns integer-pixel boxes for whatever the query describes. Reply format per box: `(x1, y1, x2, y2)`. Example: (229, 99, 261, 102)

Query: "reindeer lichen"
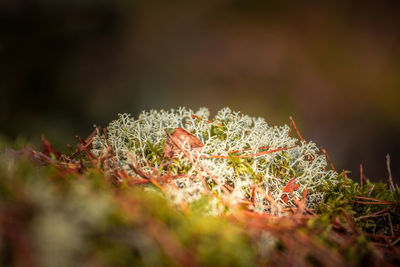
(92, 107, 338, 214)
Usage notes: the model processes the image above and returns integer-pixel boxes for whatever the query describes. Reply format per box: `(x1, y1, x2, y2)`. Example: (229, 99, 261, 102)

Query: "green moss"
(318, 174, 400, 235)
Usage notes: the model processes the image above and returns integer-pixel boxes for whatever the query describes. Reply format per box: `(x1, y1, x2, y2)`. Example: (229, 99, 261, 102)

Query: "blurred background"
(0, 0, 399, 182)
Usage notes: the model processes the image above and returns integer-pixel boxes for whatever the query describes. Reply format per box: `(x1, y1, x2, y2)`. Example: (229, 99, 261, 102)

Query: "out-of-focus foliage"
(0, 154, 256, 267)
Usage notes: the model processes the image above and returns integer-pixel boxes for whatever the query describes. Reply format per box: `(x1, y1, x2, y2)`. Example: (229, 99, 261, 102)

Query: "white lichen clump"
(92, 107, 338, 215)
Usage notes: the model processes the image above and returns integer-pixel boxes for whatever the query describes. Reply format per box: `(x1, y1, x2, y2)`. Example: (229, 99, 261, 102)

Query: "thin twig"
(340, 208, 360, 234)
(356, 203, 400, 221)
(392, 236, 400, 246)
(386, 154, 395, 192)
(321, 147, 335, 171)
(289, 116, 305, 143)
(360, 164, 364, 187)
(351, 200, 394, 205)
(367, 184, 375, 197)
(350, 196, 394, 203)
(387, 213, 395, 237)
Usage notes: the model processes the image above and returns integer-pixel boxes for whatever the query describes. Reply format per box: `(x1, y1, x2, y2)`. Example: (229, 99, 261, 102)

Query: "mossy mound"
(92, 107, 338, 213)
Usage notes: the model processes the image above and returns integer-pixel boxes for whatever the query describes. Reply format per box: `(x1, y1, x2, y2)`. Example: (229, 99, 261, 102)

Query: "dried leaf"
(164, 128, 204, 158)
(281, 178, 299, 204)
